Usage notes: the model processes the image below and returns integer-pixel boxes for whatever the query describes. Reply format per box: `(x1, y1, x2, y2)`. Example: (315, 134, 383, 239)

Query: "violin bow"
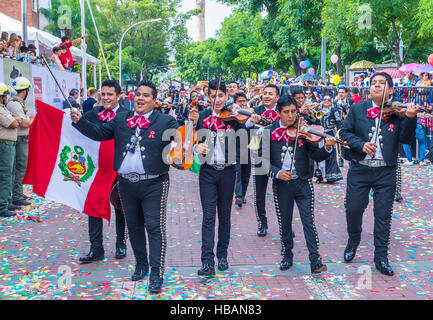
(205, 74, 222, 145)
(288, 117, 302, 174)
(373, 80, 388, 151)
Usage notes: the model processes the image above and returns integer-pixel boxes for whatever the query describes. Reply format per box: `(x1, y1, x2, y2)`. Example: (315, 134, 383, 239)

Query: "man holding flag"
(75, 80, 129, 264)
(71, 80, 198, 294)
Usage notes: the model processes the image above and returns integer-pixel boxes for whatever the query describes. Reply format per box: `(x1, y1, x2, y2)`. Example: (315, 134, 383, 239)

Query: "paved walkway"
(1, 163, 433, 300)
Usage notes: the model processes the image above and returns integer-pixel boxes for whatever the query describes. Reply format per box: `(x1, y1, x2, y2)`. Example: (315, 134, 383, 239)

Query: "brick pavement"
(1, 164, 433, 300)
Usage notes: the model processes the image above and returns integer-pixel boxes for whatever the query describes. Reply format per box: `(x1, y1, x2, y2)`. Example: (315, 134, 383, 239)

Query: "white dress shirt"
(118, 110, 153, 174)
(364, 101, 385, 161)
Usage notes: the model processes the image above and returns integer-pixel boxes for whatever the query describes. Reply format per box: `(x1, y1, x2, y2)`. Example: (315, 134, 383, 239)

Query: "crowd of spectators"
(0, 31, 88, 72)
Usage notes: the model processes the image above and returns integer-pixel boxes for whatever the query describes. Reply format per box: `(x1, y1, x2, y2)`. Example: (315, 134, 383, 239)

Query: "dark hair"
(370, 72, 393, 89)
(101, 79, 121, 95)
(60, 44, 68, 50)
(70, 88, 79, 96)
(351, 87, 359, 94)
(189, 90, 198, 102)
(290, 87, 304, 97)
(28, 44, 36, 50)
(136, 80, 157, 99)
(233, 92, 247, 103)
(61, 36, 69, 43)
(423, 73, 431, 80)
(276, 95, 297, 112)
(229, 81, 239, 88)
(53, 46, 61, 54)
(264, 84, 279, 96)
(207, 79, 227, 94)
(89, 88, 98, 96)
(338, 87, 348, 93)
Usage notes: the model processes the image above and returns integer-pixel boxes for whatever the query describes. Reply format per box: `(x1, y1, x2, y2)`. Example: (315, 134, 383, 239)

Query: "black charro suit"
(194, 109, 244, 267)
(78, 105, 129, 259)
(340, 99, 417, 261)
(73, 109, 179, 283)
(250, 105, 280, 231)
(258, 121, 332, 264)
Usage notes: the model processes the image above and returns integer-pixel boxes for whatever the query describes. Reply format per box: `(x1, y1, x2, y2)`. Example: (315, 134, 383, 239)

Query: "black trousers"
(272, 178, 321, 263)
(88, 208, 126, 254)
(199, 164, 236, 265)
(235, 163, 251, 199)
(118, 174, 169, 279)
(345, 162, 396, 259)
(252, 173, 269, 229)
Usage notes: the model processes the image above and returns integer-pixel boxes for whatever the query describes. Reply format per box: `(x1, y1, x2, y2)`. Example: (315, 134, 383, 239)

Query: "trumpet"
(305, 103, 324, 120)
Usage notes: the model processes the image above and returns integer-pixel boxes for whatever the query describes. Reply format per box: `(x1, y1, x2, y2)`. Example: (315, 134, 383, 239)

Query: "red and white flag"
(23, 100, 116, 221)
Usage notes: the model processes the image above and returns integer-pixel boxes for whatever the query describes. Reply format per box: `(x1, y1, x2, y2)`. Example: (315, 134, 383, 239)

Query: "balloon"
(331, 55, 339, 64)
(305, 60, 311, 68)
(300, 61, 307, 69)
(308, 68, 315, 75)
(252, 73, 257, 78)
(332, 75, 341, 85)
(281, 76, 287, 81)
(428, 54, 433, 67)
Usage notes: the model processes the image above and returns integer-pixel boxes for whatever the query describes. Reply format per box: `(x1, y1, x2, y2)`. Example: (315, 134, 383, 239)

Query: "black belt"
(120, 173, 160, 182)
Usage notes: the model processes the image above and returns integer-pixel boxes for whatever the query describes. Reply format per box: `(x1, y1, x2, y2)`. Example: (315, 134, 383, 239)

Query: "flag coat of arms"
(23, 100, 117, 221)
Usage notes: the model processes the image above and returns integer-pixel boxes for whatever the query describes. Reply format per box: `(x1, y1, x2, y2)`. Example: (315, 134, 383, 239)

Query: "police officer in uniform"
(246, 84, 280, 237)
(251, 95, 336, 273)
(0, 82, 19, 217)
(7, 77, 34, 207)
(75, 80, 130, 264)
(71, 80, 198, 294)
(340, 72, 418, 276)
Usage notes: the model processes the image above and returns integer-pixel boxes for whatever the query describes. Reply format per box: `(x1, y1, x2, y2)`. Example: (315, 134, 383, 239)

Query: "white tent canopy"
(0, 12, 100, 65)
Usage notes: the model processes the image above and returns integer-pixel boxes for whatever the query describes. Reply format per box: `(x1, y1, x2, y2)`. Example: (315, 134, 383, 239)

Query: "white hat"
(11, 77, 32, 91)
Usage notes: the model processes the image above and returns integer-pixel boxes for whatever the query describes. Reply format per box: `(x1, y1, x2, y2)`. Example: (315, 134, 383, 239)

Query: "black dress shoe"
(280, 257, 293, 271)
(0, 210, 16, 218)
(115, 247, 126, 259)
(343, 245, 357, 262)
(394, 194, 403, 202)
(197, 264, 215, 276)
(79, 251, 104, 264)
(148, 278, 163, 294)
(8, 204, 22, 211)
(131, 265, 149, 281)
(217, 258, 229, 271)
(311, 261, 327, 273)
(13, 199, 31, 206)
(257, 226, 267, 237)
(375, 258, 394, 276)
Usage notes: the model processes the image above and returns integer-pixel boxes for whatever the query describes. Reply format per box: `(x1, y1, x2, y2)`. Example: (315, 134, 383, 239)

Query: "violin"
(154, 102, 173, 109)
(286, 118, 349, 148)
(381, 102, 432, 118)
(219, 105, 272, 126)
(167, 100, 197, 170)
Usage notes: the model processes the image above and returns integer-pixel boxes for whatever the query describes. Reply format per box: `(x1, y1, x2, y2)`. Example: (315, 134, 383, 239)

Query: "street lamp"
(119, 18, 162, 88)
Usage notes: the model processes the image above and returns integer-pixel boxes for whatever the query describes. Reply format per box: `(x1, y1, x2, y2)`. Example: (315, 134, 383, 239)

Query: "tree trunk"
(335, 44, 343, 76)
(291, 54, 301, 77)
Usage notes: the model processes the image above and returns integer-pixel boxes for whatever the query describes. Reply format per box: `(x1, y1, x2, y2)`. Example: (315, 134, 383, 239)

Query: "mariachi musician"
(74, 79, 129, 264)
(249, 95, 336, 273)
(72, 79, 199, 294)
(339, 72, 418, 276)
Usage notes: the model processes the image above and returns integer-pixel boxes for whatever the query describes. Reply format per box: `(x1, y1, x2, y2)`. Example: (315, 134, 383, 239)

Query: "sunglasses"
(191, 94, 199, 98)
(323, 98, 331, 101)
(305, 92, 312, 95)
(128, 135, 138, 153)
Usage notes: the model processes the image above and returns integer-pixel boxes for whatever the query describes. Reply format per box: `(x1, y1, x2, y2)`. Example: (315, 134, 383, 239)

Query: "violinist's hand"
(362, 142, 377, 157)
(250, 113, 261, 124)
(231, 103, 240, 113)
(70, 108, 82, 123)
(189, 108, 199, 125)
(324, 137, 337, 149)
(278, 171, 292, 181)
(195, 143, 210, 155)
(406, 103, 418, 118)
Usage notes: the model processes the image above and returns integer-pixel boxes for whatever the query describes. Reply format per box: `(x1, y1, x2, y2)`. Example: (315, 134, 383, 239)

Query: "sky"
(179, 0, 233, 40)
